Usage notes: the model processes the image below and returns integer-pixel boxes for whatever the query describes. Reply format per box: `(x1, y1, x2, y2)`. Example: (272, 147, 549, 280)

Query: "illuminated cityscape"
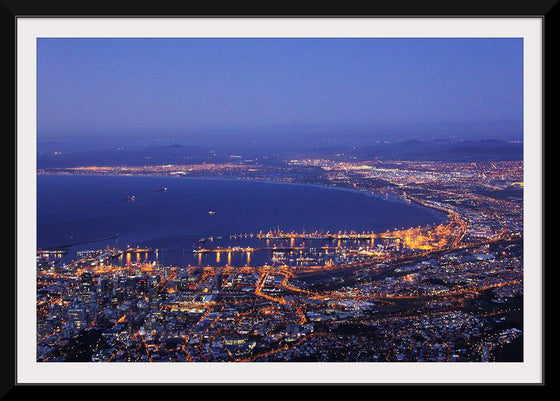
(33, 35, 527, 366)
(36, 158, 523, 362)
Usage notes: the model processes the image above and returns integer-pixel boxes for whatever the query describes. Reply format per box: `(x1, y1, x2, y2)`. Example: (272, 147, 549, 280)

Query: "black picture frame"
(4, 0, 555, 394)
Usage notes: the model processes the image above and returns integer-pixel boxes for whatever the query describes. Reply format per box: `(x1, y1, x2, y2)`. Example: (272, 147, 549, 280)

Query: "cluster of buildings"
(36, 235, 522, 362)
(36, 158, 524, 362)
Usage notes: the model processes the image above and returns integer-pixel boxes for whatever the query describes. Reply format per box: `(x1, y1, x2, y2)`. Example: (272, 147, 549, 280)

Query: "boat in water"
(123, 195, 135, 201)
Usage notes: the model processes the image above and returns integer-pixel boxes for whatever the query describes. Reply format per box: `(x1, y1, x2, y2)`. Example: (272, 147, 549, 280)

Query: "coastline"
(36, 170, 443, 216)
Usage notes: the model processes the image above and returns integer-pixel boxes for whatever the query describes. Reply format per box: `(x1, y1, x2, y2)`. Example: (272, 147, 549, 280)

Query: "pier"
(193, 246, 339, 254)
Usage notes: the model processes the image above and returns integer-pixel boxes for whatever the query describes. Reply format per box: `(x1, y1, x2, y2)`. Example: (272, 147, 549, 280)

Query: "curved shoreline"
(37, 171, 447, 221)
(37, 173, 459, 268)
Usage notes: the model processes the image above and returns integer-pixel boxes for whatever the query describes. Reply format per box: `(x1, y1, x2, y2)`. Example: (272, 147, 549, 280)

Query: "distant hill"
(37, 119, 524, 167)
(37, 143, 212, 168)
(291, 139, 523, 162)
(37, 138, 523, 168)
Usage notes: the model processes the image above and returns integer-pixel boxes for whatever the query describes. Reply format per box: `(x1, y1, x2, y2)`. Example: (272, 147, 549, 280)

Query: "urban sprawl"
(37, 158, 524, 362)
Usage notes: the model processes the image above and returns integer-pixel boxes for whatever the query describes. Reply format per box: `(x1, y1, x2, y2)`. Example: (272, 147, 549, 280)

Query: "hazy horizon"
(37, 37, 523, 151)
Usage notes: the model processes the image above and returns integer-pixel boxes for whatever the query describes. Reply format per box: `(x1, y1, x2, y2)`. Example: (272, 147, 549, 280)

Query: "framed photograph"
(7, 2, 553, 390)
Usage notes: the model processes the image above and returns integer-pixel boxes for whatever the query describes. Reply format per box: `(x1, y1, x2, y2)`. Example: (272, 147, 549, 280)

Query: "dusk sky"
(37, 37, 523, 142)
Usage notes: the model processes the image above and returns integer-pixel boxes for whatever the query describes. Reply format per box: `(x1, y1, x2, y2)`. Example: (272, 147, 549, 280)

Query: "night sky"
(37, 37, 523, 143)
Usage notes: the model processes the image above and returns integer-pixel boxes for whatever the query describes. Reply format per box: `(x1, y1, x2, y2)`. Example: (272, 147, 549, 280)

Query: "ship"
(208, 211, 216, 215)
(123, 195, 135, 201)
(156, 187, 168, 192)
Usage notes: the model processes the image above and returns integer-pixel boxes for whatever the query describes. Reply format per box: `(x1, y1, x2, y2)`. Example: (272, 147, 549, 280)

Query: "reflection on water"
(37, 175, 447, 268)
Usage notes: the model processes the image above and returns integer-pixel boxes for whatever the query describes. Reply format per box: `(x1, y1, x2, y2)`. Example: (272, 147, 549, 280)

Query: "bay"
(36, 175, 447, 267)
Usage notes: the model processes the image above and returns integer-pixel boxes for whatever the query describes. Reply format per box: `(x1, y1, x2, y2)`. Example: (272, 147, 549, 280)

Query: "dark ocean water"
(37, 175, 447, 267)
